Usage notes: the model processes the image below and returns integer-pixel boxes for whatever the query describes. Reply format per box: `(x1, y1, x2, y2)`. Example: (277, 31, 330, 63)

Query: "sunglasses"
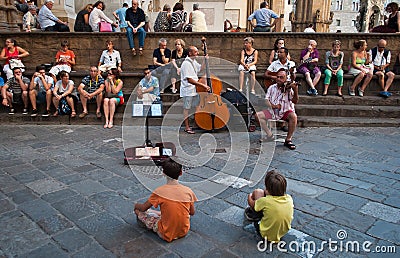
(144, 71, 151, 75)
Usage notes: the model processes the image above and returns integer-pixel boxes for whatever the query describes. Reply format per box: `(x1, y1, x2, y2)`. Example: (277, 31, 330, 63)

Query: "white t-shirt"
(34, 75, 54, 91)
(267, 59, 297, 82)
(180, 57, 201, 97)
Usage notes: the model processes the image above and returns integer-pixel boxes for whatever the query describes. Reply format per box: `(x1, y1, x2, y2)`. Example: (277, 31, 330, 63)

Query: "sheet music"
(151, 104, 162, 116)
(133, 103, 143, 116)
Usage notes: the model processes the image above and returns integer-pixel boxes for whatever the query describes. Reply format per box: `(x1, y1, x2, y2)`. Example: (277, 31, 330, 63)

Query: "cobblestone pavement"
(0, 125, 399, 258)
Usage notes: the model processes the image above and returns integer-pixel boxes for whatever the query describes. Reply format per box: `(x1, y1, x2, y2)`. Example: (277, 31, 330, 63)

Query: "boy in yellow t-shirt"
(246, 170, 294, 242)
(134, 158, 198, 242)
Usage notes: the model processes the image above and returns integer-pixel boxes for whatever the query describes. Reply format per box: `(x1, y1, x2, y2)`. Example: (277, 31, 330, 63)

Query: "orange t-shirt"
(148, 184, 197, 242)
(55, 50, 75, 66)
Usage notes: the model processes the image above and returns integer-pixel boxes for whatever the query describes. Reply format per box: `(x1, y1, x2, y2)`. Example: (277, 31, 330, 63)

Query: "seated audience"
(170, 39, 188, 94)
(298, 40, 321, 96)
(189, 3, 207, 32)
(103, 68, 124, 129)
(238, 37, 258, 94)
(74, 4, 93, 32)
(256, 70, 298, 150)
(134, 158, 197, 243)
(323, 40, 344, 96)
(0, 38, 29, 79)
(153, 4, 171, 32)
(371, 2, 400, 33)
(171, 2, 187, 32)
(137, 68, 160, 104)
(89, 1, 118, 32)
(245, 170, 293, 242)
(29, 65, 54, 117)
(49, 40, 76, 82)
(348, 40, 373, 97)
(1, 67, 29, 115)
(77, 66, 105, 119)
(23, 5, 38, 32)
(152, 38, 171, 93)
(369, 39, 396, 98)
(38, 0, 70, 32)
(125, 0, 146, 56)
(15, 0, 34, 14)
(269, 38, 290, 64)
(265, 47, 296, 86)
(113, 3, 129, 32)
(52, 71, 77, 117)
(304, 23, 315, 33)
(98, 40, 122, 74)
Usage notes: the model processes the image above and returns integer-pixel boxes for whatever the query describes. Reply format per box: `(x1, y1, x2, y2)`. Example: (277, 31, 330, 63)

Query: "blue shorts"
(37, 91, 47, 104)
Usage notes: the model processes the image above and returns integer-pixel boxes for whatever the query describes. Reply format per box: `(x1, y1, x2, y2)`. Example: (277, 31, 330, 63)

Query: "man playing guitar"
(264, 47, 296, 88)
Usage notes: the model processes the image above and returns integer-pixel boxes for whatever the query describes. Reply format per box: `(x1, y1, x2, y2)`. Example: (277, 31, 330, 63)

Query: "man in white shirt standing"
(180, 46, 210, 134)
(38, 0, 70, 32)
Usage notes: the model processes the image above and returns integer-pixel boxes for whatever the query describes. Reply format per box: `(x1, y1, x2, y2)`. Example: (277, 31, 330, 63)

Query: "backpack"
(171, 11, 186, 32)
(58, 97, 72, 115)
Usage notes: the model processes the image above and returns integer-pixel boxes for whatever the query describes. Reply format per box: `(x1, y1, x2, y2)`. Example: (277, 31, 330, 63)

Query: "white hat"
(44, 0, 54, 4)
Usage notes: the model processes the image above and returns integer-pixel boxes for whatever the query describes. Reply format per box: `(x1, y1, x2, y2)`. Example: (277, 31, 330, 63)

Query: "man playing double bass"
(180, 46, 210, 134)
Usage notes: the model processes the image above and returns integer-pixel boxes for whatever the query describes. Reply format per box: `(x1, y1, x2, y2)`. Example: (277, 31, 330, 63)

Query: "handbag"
(9, 59, 25, 69)
(58, 97, 72, 115)
(99, 21, 112, 32)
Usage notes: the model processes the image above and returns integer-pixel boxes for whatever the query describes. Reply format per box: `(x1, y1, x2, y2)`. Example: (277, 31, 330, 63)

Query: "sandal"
(71, 111, 76, 118)
(96, 111, 102, 119)
(284, 140, 296, 150)
(139, 48, 143, 56)
(131, 48, 137, 56)
(79, 111, 88, 119)
(108, 122, 113, 128)
(53, 111, 58, 117)
(104, 122, 108, 129)
(259, 135, 275, 143)
(184, 128, 195, 134)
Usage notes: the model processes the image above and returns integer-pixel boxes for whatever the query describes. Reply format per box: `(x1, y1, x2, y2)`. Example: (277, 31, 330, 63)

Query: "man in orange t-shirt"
(134, 158, 198, 242)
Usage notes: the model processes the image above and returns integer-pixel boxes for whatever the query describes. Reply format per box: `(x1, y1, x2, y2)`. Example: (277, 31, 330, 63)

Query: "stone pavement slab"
(0, 125, 399, 257)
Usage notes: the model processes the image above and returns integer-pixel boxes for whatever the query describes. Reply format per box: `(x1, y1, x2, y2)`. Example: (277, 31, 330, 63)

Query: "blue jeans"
(126, 27, 146, 49)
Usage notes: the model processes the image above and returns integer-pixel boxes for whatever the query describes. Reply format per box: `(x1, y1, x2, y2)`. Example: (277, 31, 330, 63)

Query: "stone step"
(296, 104, 400, 118)
(299, 116, 400, 127)
(298, 95, 400, 106)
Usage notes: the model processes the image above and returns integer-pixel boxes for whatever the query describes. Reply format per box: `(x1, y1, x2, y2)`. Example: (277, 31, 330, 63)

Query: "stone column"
(0, 0, 22, 31)
(291, 0, 332, 32)
(270, 0, 285, 32)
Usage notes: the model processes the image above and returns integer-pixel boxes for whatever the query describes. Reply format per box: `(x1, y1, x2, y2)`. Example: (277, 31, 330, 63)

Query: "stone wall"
(1, 32, 399, 72)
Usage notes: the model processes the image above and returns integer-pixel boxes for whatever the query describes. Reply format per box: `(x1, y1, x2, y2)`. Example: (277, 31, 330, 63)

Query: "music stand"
(124, 100, 176, 165)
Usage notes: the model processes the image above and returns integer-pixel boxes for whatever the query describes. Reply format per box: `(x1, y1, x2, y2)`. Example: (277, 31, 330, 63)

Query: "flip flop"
(71, 111, 76, 118)
(184, 129, 195, 134)
(108, 122, 113, 128)
(96, 111, 102, 119)
(259, 135, 275, 143)
(104, 123, 108, 129)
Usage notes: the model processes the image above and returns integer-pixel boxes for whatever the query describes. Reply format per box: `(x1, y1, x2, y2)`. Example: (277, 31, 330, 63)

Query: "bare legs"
(103, 97, 117, 128)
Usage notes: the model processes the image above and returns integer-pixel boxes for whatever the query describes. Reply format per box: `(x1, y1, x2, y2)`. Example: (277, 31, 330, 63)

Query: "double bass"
(194, 38, 230, 131)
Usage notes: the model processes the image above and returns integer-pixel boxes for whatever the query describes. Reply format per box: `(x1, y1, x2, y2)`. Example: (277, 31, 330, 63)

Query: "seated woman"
(170, 39, 188, 94)
(153, 4, 171, 32)
(269, 38, 290, 64)
(74, 4, 93, 32)
(348, 40, 373, 97)
(0, 38, 29, 80)
(298, 40, 321, 96)
(89, 1, 118, 32)
(323, 40, 344, 96)
(98, 40, 122, 74)
(103, 68, 124, 129)
(238, 37, 258, 94)
(52, 71, 77, 118)
(371, 2, 400, 33)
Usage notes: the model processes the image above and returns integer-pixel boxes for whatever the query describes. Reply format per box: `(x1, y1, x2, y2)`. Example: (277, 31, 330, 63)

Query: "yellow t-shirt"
(254, 194, 294, 242)
(149, 184, 198, 242)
